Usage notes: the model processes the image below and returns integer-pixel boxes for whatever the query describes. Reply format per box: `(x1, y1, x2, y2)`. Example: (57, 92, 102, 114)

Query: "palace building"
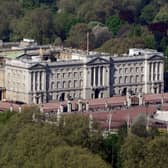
(4, 48, 164, 104)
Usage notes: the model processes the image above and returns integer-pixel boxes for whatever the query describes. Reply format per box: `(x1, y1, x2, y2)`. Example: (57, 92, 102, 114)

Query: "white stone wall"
(4, 48, 164, 104)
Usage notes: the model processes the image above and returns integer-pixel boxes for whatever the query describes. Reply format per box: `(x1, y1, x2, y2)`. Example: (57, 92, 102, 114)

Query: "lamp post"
(145, 102, 149, 131)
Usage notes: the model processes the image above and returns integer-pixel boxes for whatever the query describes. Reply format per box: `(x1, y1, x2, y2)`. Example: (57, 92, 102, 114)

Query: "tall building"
(4, 48, 164, 104)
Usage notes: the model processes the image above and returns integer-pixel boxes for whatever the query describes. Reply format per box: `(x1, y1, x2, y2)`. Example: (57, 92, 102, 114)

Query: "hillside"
(0, 0, 167, 56)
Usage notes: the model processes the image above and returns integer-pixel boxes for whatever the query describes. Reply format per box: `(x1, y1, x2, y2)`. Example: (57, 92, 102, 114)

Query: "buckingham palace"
(4, 48, 164, 104)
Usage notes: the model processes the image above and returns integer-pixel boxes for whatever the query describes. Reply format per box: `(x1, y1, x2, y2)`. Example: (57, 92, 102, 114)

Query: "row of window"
(117, 63, 143, 67)
(51, 80, 83, 89)
(52, 71, 83, 79)
(115, 75, 144, 84)
(118, 67, 144, 74)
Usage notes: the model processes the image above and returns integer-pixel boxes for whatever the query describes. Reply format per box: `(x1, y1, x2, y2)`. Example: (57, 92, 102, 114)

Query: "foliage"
(120, 135, 146, 168)
(154, 5, 168, 23)
(0, 0, 167, 54)
(66, 23, 95, 50)
(45, 145, 111, 168)
(0, 108, 109, 168)
(106, 16, 123, 36)
(145, 136, 168, 168)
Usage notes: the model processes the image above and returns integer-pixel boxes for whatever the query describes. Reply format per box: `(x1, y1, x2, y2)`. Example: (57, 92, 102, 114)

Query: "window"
(74, 80, 78, 88)
(57, 73, 60, 78)
(63, 73, 66, 78)
(130, 76, 133, 83)
(80, 80, 83, 87)
(135, 75, 138, 83)
(80, 72, 83, 76)
(68, 80, 71, 88)
(63, 81, 66, 88)
(141, 67, 144, 72)
(119, 68, 122, 73)
(57, 82, 60, 88)
(124, 76, 128, 83)
(51, 82, 54, 89)
(74, 72, 77, 77)
(119, 76, 122, 84)
(141, 75, 144, 82)
(136, 67, 139, 73)
(130, 67, 133, 72)
(68, 72, 71, 77)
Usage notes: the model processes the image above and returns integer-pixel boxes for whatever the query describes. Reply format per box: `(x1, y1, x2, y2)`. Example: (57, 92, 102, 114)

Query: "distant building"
(4, 48, 164, 104)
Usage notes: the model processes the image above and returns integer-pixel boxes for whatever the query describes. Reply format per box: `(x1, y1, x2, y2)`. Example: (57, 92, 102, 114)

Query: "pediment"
(148, 55, 164, 60)
(86, 57, 109, 65)
(30, 63, 45, 70)
(16, 53, 31, 60)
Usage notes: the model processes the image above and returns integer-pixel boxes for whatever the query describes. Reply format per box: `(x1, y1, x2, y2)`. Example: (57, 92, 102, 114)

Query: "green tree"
(66, 23, 95, 50)
(120, 135, 146, 168)
(106, 16, 123, 36)
(145, 136, 168, 168)
(45, 146, 111, 168)
(140, 4, 158, 24)
(154, 5, 168, 23)
(11, 7, 55, 44)
(131, 114, 148, 137)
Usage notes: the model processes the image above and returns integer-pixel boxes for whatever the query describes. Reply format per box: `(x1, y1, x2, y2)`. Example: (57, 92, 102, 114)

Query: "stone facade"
(4, 48, 164, 104)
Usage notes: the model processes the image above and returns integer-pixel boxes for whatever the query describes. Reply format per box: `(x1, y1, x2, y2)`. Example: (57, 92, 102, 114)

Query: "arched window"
(80, 80, 83, 87)
(63, 81, 66, 88)
(130, 76, 133, 83)
(74, 80, 78, 88)
(51, 82, 54, 90)
(57, 82, 60, 88)
(124, 76, 128, 83)
(68, 80, 71, 88)
(135, 75, 138, 83)
(119, 76, 122, 84)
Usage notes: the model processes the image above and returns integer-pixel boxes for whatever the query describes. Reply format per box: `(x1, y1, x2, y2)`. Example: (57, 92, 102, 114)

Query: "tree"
(66, 23, 95, 50)
(45, 146, 111, 168)
(106, 16, 123, 36)
(131, 114, 148, 137)
(92, 25, 112, 48)
(145, 136, 168, 168)
(120, 135, 146, 168)
(154, 5, 168, 23)
(53, 12, 83, 41)
(0, 0, 22, 41)
(140, 3, 158, 24)
(11, 7, 55, 44)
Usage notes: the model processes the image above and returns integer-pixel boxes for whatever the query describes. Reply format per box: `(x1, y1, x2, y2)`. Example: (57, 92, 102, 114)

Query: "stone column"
(103, 67, 106, 86)
(38, 72, 40, 91)
(94, 67, 96, 86)
(160, 62, 163, 81)
(86, 101, 89, 111)
(155, 63, 158, 81)
(98, 67, 101, 86)
(33, 72, 36, 91)
(78, 99, 82, 112)
(151, 63, 153, 82)
(144, 59, 148, 94)
(67, 101, 72, 113)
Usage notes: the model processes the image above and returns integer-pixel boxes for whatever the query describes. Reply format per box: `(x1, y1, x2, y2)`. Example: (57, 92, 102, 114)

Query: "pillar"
(67, 101, 72, 113)
(18, 105, 22, 113)
(57, 109, 61, 125)
(89, 112, 93, 130)
(94, 67, 96, 86)
(98, 67, 101, 86)
(78, 99, 82, 112)
(138, 93, 143, 105)
(86, 101, 89, 111)
(151, 63, 153, 82)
